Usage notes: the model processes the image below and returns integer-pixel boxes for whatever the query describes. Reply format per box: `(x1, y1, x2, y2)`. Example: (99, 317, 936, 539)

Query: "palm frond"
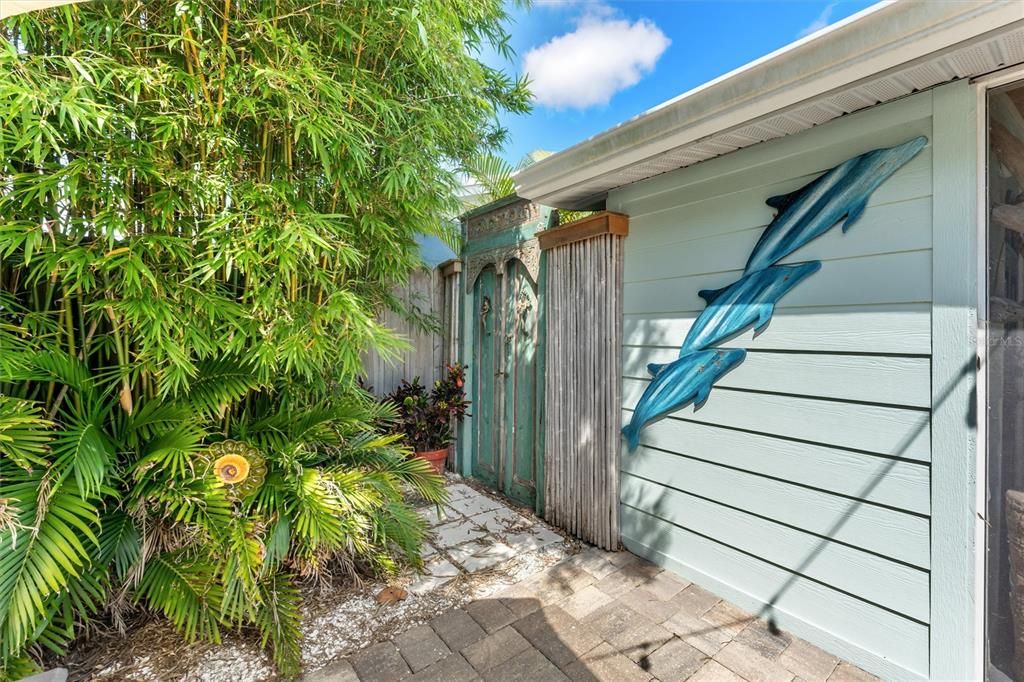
(133, 422, 206, 481)
(334, 432, 447, 505)
(262, 516, 291, 571)
(179, 358, 263, 419)
(218, 519, 263, 623)
(97, 511, 142, 583)
(0, 471, 100, 658)
(50, 408, 115, 499)
(373, 500, 427, 567)
(0, 652, 38, 681)
(0, 397, 51, 471)
(135, 551, 223, 644)
(255, 574, 302, 679)
(463, 152, 516, 205)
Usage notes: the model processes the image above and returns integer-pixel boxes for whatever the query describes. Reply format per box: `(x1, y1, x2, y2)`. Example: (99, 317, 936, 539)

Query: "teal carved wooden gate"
(460, 198, 552, 511)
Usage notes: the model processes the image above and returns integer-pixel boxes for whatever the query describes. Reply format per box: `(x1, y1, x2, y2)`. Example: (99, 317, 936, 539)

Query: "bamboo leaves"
(0, 0, 522, 675)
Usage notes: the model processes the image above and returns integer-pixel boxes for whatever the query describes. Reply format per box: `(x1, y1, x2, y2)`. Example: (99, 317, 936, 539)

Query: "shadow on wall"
(624, 352, 975, 637)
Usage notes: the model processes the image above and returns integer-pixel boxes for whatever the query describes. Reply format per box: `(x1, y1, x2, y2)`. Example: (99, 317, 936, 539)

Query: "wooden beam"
(538, 211, 629, 251)
(439, 259, 462, 278)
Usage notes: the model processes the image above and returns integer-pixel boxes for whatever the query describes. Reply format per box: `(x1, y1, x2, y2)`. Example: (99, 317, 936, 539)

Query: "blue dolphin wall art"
(623, 136, 928, 452)
(623, 348, 747, 451)
(743, 136, 927, 274)
(676, 262, 821, 355)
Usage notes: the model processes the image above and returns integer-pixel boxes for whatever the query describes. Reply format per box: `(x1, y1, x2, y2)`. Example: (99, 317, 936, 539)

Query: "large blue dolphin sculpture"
(623, 135, 928, 453)
(623, 348, 747, 451)
(672, 261, 821, 358)
(743, 136, 927, 274)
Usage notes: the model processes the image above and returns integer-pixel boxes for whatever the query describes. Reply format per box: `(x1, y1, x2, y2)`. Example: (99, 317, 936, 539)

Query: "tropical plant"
(0, 0, 528, 678)
(461, 150, 592, 224)
(385, 365, 469, 452)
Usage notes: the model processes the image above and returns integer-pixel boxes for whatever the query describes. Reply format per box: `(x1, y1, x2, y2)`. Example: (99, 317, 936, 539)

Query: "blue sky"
(492, 0, 879, 164)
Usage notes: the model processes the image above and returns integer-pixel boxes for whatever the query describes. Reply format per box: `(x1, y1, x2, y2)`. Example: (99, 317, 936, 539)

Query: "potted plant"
(385, 364, 469, 473)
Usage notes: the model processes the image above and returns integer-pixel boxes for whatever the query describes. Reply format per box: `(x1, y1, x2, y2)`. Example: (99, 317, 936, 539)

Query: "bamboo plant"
(0, 0, 529, 678)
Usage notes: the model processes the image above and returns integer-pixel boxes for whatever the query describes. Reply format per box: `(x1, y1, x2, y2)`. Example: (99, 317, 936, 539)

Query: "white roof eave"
(515, 0, 1024, 209)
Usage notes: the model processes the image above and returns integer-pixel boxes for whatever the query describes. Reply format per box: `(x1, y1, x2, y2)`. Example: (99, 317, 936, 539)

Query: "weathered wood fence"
(362, 263, 461, 396)
(539, 212, 628, 549)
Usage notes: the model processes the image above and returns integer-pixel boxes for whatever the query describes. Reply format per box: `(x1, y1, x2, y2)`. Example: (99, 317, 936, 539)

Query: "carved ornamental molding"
(465, 240, 540, 292)
(465, 200, 540, 240)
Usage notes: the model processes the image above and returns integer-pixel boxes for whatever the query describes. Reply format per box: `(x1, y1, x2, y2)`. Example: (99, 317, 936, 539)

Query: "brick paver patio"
(305, 545, 879, 682)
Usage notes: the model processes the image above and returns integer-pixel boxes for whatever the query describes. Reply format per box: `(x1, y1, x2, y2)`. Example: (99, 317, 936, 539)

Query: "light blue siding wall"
(607, 91, 949, 680)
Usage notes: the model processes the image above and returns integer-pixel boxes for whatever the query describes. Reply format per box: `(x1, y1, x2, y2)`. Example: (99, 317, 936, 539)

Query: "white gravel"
(75, 477, 577, 682)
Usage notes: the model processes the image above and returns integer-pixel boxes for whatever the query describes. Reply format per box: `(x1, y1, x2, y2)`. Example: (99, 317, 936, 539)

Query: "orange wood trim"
(537, 211, 629, 251)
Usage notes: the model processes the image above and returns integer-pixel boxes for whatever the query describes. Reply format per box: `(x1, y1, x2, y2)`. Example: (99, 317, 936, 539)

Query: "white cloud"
(522, 9, 670, 110)
(798, 2, 837, 38)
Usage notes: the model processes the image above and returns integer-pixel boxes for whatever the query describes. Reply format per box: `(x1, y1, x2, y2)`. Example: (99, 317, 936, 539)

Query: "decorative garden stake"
(624, 136, 929, 451)
(203, 440, 267, 499)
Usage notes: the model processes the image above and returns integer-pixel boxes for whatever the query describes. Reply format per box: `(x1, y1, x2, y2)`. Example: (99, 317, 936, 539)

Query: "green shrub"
(0, 0, 528, 677)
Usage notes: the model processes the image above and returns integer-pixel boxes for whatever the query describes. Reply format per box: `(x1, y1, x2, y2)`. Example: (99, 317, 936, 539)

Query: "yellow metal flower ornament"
(214, 454, 250, 483)
(203, 440, 266, 499)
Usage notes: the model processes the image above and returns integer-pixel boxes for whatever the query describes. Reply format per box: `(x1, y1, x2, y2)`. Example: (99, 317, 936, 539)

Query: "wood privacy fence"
(539, 212, 628, 550)
(362, 263, 461, 396)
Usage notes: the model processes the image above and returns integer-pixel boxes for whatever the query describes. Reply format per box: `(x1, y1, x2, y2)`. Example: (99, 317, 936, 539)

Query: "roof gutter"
(515, 0, 1024, 208)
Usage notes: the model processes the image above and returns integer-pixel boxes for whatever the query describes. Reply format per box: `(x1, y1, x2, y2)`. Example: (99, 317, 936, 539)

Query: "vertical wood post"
(930, 79, 980, 680)
(539, 212, 628, 549)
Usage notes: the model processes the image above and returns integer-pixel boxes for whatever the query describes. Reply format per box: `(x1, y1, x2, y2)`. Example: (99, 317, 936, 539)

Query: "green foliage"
(385, 364, 469, 451)
(0, 0, 527, 677)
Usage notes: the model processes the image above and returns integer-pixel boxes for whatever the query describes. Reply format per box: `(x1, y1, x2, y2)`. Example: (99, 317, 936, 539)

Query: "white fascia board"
(515, 0, 1024, 207)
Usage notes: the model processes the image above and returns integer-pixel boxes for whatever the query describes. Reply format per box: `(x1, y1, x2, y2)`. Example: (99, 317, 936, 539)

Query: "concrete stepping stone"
(469, 506, 532, 534)
(446, 483, 477, 501)
(417, 506, 452, 528)
(409, 558, 460, 594)
(432, 519, 487, 548)
(446, 492, 504, 517)
(448, 541, 516, 572)
(503, 526, 562, 553)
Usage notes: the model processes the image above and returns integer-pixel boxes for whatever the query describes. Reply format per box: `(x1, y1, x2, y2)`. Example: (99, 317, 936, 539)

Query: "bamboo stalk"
(540, 231, 624, 549)
(215, 0, 232, 120)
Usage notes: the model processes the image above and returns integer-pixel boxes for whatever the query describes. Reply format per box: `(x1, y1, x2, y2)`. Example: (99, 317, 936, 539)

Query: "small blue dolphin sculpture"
(674, 261, 821, 356)
(743, 136, 927, 274)
(623, 348, 747, 452)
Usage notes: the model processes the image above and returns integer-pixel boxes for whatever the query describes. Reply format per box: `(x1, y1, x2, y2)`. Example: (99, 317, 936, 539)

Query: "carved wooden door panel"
(469, 258, 539, 508)
(472, 266, 500, 489)
(501, 259, 539, 508)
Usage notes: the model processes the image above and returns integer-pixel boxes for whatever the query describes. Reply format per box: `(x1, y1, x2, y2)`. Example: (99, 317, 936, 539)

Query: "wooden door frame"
(972, 65, 1024, 682)
(456, 197, 555, 515)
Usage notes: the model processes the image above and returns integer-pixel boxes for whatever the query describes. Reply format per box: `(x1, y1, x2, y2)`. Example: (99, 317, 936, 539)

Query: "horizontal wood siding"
(607, 93, 934, 679)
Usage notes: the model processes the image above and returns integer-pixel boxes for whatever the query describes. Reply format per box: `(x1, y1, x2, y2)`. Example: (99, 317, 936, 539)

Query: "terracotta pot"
(414, 448, 448, 474)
